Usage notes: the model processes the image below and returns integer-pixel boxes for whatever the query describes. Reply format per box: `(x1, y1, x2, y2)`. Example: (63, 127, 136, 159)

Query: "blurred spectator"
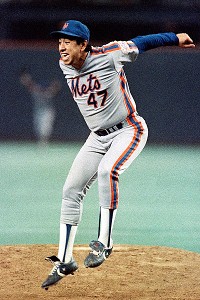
(20, 70, 61, 145)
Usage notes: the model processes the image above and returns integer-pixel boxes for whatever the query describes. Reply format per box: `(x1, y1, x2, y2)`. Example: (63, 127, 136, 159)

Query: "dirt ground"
(1, 244, 200, 300)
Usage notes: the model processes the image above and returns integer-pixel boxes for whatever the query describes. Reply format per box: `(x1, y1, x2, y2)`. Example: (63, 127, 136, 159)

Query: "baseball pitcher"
(41, 20, 195, 289)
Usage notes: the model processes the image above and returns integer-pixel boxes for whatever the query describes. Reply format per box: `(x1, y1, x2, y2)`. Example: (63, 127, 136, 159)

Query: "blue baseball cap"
(50, 20, 90, 41)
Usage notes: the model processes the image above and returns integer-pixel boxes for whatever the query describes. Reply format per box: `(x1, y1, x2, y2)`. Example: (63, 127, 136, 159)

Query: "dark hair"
(74, 37, 92, 52)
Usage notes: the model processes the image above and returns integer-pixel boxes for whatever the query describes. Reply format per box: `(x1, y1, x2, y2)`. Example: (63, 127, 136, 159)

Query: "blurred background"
(0, 1, 199, 252)
(0, 0, 199, 143)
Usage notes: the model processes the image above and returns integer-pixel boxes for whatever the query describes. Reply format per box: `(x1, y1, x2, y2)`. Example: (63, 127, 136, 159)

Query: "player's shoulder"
(90, 41, 120, 56)
(90, 40, 137, 56)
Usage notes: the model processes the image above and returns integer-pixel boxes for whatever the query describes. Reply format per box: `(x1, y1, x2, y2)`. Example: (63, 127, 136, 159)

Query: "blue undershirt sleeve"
(131, 32, 179, 53)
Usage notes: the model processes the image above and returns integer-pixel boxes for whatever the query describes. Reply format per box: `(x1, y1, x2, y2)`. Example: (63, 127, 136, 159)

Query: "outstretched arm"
(131, 32, 195, 53)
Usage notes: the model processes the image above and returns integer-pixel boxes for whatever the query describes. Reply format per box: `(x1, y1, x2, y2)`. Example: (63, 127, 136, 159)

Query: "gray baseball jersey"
(59, 39, 148, 226)
(59, 40, 139, 131)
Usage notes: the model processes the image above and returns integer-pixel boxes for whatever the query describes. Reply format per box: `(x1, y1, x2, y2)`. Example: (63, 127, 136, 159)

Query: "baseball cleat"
(84, 240, 113, 268)
(41, 255, 78, 289)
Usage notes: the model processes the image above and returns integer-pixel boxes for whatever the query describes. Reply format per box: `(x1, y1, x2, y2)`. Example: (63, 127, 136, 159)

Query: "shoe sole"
(41, 262, 78, 290)
(84, 247, 113, 268)
(42, 271, 76, 290)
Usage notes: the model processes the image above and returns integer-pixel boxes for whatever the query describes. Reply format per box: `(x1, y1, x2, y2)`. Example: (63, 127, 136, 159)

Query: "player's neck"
(72, 52, 89, 70)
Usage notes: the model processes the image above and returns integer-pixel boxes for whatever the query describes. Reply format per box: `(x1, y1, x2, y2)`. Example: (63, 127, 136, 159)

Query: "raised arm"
(131, 32, 195, 53)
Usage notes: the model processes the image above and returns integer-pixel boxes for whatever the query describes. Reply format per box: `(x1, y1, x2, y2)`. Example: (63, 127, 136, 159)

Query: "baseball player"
(41, 20, 195, 289)
(20, 71, 61, 144)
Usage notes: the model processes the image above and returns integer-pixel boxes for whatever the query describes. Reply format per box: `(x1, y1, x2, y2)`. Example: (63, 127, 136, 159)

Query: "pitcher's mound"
(1, 244, 200, 300)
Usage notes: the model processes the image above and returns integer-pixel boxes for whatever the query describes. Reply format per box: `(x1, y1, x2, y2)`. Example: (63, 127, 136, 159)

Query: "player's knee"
(63, 184, 74, 199)
(62, 180, 79, 200)
(98, 162, 112, 180)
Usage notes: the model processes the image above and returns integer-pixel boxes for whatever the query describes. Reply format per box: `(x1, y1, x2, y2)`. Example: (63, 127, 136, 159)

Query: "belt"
(94, 120, 127, 136)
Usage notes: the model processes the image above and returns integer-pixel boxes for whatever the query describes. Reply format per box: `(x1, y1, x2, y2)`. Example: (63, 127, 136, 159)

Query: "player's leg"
(84, 116, 148, 267)
(40, 108, 55, 144)
(98, 116, 148, 252)
(58, 131, 110, 262)
(33, 109, 41, 142)
(41, 133, 106, 288)
(57, 156, 98, 265)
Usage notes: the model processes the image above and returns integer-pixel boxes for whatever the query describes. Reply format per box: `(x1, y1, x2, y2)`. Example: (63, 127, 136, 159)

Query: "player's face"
(59, 38, 87, 69)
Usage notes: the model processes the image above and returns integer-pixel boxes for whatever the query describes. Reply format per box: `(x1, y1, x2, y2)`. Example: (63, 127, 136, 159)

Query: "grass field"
(0, 141, 199, 253)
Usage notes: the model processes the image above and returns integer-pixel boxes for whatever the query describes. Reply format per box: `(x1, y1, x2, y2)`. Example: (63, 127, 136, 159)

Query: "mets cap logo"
(62, 22, 69, 30)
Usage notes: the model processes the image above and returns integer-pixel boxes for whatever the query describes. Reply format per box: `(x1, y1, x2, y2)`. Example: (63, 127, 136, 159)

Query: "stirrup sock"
(98, 207, 117, 248)
(58, 223, 77, 263)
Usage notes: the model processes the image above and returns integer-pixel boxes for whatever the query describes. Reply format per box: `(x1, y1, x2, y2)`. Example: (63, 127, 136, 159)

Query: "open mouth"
(61, 53, 69, 59)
